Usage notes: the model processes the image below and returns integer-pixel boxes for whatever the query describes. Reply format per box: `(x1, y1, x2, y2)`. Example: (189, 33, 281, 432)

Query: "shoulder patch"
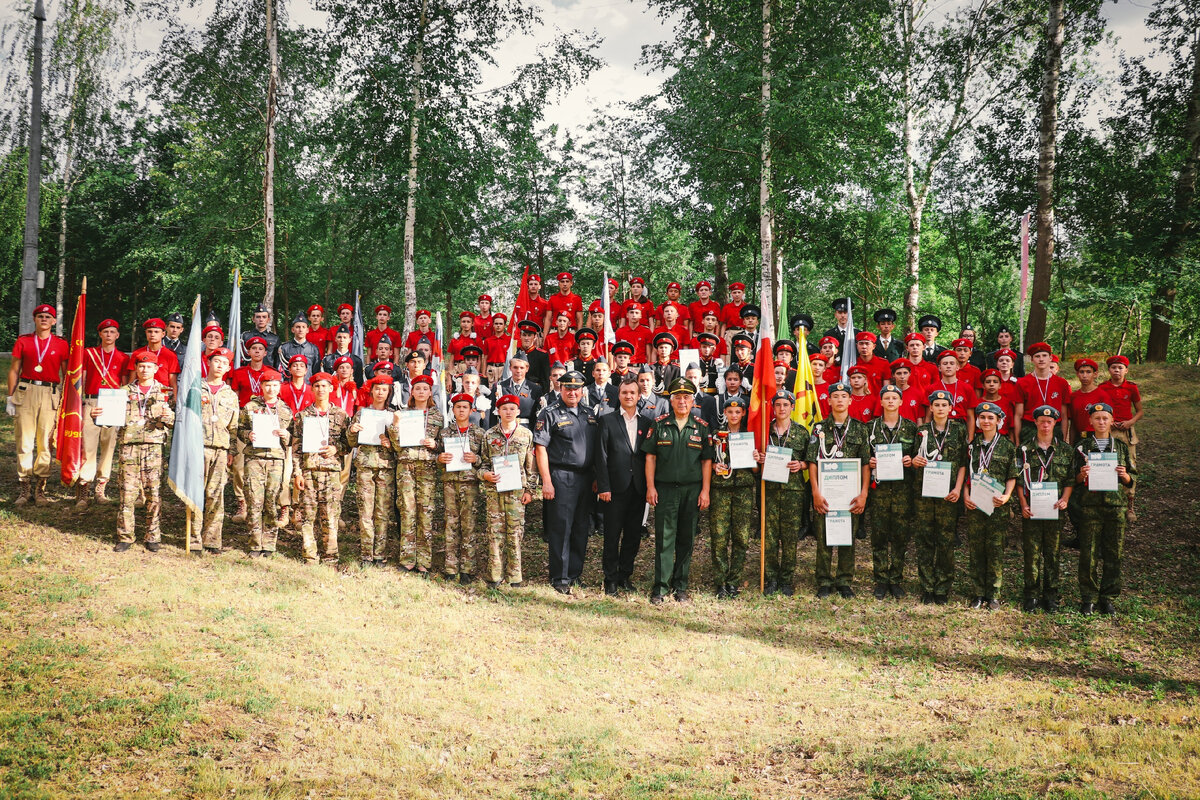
(655, 414, 669, 421)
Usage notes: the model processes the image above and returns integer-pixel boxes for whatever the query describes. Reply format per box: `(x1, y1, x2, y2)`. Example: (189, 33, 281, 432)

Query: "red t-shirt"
(931, 378, 976, 422)
(721, 301, 746, 329)
(848, 394, 880, 424)
(1067, 387, 1107, 435)
(1100, 380, 1140, 423)
(958, 362, 982, 393)
(127, 345, 181, 387)
(365, 327, 403, 355)
(12, 333, 69, 381)
(483, 334, 511, 364)
(403, 329, 441, 356)
(655, 299, 686, 325)
(82, 346, 129, 394)
(688, 299, 722, 330)
(656, 324, 690, 350)
(447, 332, 478, 362)
(543, 331, 577, 363)
(902, 358, 940, 394)
(815, 381, 831, 418)
(228, 365, 268, 407)
(307, 326, 330, 356)
(515, 293, 550, 325)
(619, 324, 654, 362)
(280, 381, 314, 415)
(898, 385, 927, 423)
(856, 355, 893, 393)
(548, 293, 583, 326)
(1016, 373, 1072, 420)
(473, 314, 495, 339)
(621, 297, 655, 326)
(332, 381, 358, 416)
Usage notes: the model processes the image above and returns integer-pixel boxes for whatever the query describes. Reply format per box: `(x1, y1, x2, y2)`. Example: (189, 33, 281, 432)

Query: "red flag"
(56, 280, 87, 485)
(507, 265, 531, 352)
(747, 334, 777, 451)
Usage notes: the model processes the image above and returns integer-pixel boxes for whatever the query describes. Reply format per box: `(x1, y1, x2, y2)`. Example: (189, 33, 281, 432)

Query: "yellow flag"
(792, 327, 823, 428)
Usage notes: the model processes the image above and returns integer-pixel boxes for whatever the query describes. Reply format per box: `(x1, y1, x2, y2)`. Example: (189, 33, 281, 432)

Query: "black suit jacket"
(595, 411, 652, 496)
(586, 382, 619, 414)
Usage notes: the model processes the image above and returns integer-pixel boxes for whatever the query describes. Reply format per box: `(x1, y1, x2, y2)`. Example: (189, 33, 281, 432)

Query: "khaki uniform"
(14, 382, 59, 480)
(115, 382, 175, 544)
(805, 418, 871, 590)
(291, 405, 350, 564)
(197, 382, 240, 549)
(389, 407, 444, 571)
(1016, 440, 1074, 603)
(913, 420, 967, 599)
(347, 407, 398, 563)
(239, 400, 293, 552)
(436, 422, 486, 577)
(480, 423, 537, 584)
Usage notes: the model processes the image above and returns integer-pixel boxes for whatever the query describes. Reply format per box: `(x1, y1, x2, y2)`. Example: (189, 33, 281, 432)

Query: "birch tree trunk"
(900, 0, 924, 331)
(1025, 0, 1064, 346)
(402, 0, 430, 334)
(55, 134, 74, 337)
(262, 0, 280, 312)
(759, 0, 776, 332)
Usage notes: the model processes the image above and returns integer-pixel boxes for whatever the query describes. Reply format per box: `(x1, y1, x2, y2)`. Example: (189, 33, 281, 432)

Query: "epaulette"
(655, 414, 669, 421)
(696, 418, 710, 427)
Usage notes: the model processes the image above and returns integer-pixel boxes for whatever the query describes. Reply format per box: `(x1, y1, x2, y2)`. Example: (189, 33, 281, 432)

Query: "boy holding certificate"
(710, 397, 756, 598)
(1073, 401, 1135, 615)
(347, 376, 398, 567)
(1016, 405, 1074, 612)
(197, 347, 241, 553)
(867, 385, 919, 599)
(436, 392, 486, 583)
(388, 374, 443, 575)
(239, 368, 292, 557)
(805, 381, 871, 599)
(291, 372, 351, 565)
(752, 391, 810, 597)
(480, 394, 537, 588)
(912, 389, 967, 604)
(962, 402, 1017, 609)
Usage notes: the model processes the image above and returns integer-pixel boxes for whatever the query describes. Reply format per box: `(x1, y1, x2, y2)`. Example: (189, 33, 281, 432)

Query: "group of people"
(6, 272, 1145, 615)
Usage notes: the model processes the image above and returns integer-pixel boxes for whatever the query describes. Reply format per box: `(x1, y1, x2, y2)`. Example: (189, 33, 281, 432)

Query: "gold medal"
(33, 365, 42, 373)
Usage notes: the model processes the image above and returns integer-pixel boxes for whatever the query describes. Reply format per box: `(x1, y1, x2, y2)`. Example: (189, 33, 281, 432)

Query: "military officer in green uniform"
(867, 384, 919, 599)
(753, 390, 810, 596)
(1073, 401, 1135, 615)
(1016, 405, 1075, 613)
(641, 378, 714, 604)
(963, 401, 1018, 610)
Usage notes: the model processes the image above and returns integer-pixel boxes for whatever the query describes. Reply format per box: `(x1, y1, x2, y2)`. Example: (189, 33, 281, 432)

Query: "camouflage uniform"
(389, 407, 444, 571)
(805, 417, 871, 590)
(1016, 440, 1074, 603)
(436, 422, 486, 577)
(115, 382, 175, 545)
(709, 427, 756, 589)
(347, 408, 397, 563)
(291, 405, 351, 564)
(964, 434, 1017, 599)
(867, 417, 919, 587)
(197, 382, 240, 550)
(480, 423, 538, 584)
(913, 420, 967, 599)
(763, 421, 811, 588)
(1073, 435, 1135, 605)
(239, 399, 293, 553)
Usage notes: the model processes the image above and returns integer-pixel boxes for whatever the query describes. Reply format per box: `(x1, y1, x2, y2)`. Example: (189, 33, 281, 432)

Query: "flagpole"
(760, 403, 767, 593)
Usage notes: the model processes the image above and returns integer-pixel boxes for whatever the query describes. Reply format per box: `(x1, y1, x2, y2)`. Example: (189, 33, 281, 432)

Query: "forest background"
(0, 0, 1197, 363)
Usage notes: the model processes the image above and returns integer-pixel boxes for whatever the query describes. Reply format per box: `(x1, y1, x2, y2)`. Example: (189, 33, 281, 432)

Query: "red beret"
(206, 347, 234, 362)
(96, 319, 119, 332)
(337, 303, 353, 314)
(492, 313, 507, 323)
(478, 294, 492, 303)
(497, 394, 520, 408)
(528, 273, 542, 282)
(666, 282, 682, 290)
(412, 374, 434, 387)
(375, 304, 391, 315)
(819, 336, 839, 348)
(556, 272, 572, 281)
(904, 332, 924, 344)
(1074, 358, 1098, 371)
(951, 338, 974, 349)
(288, 354, 308, 366)
(695, 280, 712, 291)
(1051, 354, 1060, 363)
(589, 300, 604, 313)
(981, 368, 1002, 381)
(994, 348, 1019, 360)
(451, 392, 474, 406)
(629, 276, 645, 286)
(33, 304, 56, 318)
(890, 358, 911, 371)
(307, 304, 324, 315)
(133, 351, 158, 365)
(261, 368, 283, 382)
(416, 309, 431, 319)
(373, 361, 395, 372)
(847, 365, 867, 376)
(728, 282, 745, 291)
(1106, 354, 1129, 367)
(333, 356, 353, 368)
(855, 331, 877, 343)
(1027, 342, 1052, 356)
(459, 310, 474, 319)
(310, 372, 335, 385)
(810, 353, 828, 363)
(607, 278, 618, 288)
(367, 375, 394, 387)
(937, 350, 959, 363)
(202, 323, 224, 338)
(246, 336, 268, 349)
(142, 318, 166, 330)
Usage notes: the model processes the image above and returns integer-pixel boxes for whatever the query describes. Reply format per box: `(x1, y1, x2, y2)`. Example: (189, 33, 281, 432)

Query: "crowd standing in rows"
(7, 272, 1144, 614)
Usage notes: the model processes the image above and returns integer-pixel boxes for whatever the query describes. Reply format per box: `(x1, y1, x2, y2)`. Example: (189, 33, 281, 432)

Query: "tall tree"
(262, 0, 279, 310)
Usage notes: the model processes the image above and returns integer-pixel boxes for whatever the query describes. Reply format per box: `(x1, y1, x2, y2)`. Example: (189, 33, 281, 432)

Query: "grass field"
(1, 364, 1198, 799)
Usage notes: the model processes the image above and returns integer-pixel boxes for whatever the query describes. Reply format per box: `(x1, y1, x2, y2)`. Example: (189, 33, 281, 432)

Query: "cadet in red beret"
(8, 303, 70, 505)
(622, 276, 655, 331)
(365, 303, 403, 357)
(346, 372, 400, 567)
(448, 310, 478, 364)
(546, 272, 583, 331)
(434, 388, 486, 582)
(1014, 343, 1071, 445)
(688, 280, 720, 332)
(853, 330, 893, 392)
(515, 274, 551, 327)
(472, 295, 495, 338)
(238, 365, 293, 553)
(124, 317, 181, 393)
(77, 318, 129, 508)
(1066, 358, 1106, 441)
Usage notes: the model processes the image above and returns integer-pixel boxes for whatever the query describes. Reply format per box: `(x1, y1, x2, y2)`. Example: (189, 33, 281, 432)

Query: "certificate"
(1029, 481, 1059, 520)
(301, 416, 329, 453)
(874, 443, 904, 482)
(762, 445, 793, 484)
(970, 473, 1002, 516)
(825, 510, 853, 546)
(1088, 452, 1119, 492)
(728, 432, 756, 470)
(493, 454, 522, 493)
(357, 408, 391, 446)
(442, 436, 471, 472)
(392, 409, 425, 448)
(676, 348, 700, 373)
(95, 388, 126, 427)
(819, 458, 861, 511)
(250, 412, 280, 450)
(921, 461, 952, 498)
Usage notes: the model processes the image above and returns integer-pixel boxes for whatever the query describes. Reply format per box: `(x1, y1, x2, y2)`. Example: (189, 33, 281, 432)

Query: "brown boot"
(275, 506, 290, 529)
(231, 499, 248, 524)
(1125, 497, 1137, 524)
(94, 479, 112, 504)
(75, 482, 91, 511)
(14, 480, 31, 506)
(34, 478, 51, 506)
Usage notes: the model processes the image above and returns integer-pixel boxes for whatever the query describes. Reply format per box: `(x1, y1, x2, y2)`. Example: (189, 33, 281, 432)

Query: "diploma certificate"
(921, 461, 952, 498)
(357, 408, 391, 446)
(493, 454, 522, 493)
(825, 510, 853, 546)
(251, 413, 280, 450)
(301, 416, 328, 453)
(392, 409, 425, 448)
(1029, 481, 1059, 520)
(969, 473, 1003, 516)
(1088, 452, 1119, 492)
(874, 443, 905, 482)
(95, 388, 126, 427)
(819, 458, 861, 511)
(762, 445, 793, 484)
(443, 436, 471, 472)
(727, 432, 756, 470)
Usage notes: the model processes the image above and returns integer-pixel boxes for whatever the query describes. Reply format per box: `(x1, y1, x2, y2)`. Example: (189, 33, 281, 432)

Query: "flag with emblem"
(791, 326, 823, 429)
(168, 295, 205, 517)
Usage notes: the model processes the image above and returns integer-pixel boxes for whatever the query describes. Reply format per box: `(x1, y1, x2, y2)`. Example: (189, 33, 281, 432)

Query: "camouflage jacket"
(806, 417, 871, 464)
(914, 419, 968, 476)
(712, 424, 757, 489)
(867, 416, 920, 482)
(436, 422, 487, 483)
(201, 381, 240, 450)
(480, 423, 538, 494)
(765, 420, 812, 492)
(291, 405, 351, 472)
(118, 381, 175, 446)
(1015, 438, 1074, 495)
(1073, 434, 1135, 508)
(968, 433, 1018, 486)
(347, 406, 397, 470)
(238, 399, 293, 460)
(389, 407, 444, 463)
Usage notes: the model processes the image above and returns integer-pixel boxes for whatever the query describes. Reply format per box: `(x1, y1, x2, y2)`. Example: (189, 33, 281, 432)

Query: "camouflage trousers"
(1021, 518, 1062, 600)
(441, 481, 480, 576)
(1078, 505, 1125, 604)
(357, 465, 394, 562)
(117, 443, 163, 545)
(196, 447, 229, 550)
(813, 507, 858, 589)
(486, 487, 525, 584)
(914, 496, 960, 597)
(396, 460, 438, 571)
(709, 486, 752, 587)
(245, 457, 285, 552)
(300, 469, 343, 564)
(870, 481, 913, 585)
(764, 486, 804, 586)
(966, 503, 1010, 598)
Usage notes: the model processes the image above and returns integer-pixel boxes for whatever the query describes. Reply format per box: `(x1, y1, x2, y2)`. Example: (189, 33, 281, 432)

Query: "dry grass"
(1, 365, 1198, 799)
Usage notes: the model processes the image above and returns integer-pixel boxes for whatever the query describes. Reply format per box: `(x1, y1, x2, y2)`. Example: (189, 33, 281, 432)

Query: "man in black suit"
(585, 360, 619, 414)
(596, 377, 653, 595)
